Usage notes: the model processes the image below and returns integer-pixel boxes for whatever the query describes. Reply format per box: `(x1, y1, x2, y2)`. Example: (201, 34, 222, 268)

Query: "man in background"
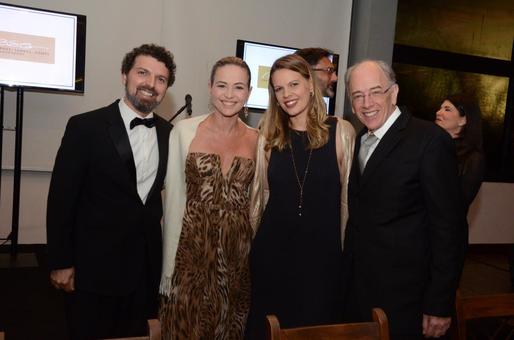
(343, 59, 466, 339)
(295, 47, 338, 98)
(47, 43, 175, 339)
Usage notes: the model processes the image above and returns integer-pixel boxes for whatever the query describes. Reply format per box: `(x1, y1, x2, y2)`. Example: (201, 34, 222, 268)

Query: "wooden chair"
(104, 319, 161, 340)
(0, 331, 4, 340)
(266, 308, 390, 340)
(455, 290, 514, 340)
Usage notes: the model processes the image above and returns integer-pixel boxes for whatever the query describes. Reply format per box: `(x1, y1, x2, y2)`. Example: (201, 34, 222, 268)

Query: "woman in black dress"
(245, 54, 355, 339)
(435, 95, 486, 275)
(435, 95, 485, 212)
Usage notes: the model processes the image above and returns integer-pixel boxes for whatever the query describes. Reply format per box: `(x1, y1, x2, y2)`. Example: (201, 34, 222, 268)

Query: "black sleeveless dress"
(245, 118, 344, 339)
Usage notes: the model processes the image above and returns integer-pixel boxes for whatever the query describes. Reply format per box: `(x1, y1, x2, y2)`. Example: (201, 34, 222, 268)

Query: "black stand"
(10, 87, 24, 258)
(0, 87, 26, 260)
(168, 103, 188, 123)
(0, 86, 41, 268)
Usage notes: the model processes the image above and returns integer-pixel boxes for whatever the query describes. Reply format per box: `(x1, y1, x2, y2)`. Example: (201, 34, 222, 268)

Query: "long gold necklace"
(290, 135, 313, 217)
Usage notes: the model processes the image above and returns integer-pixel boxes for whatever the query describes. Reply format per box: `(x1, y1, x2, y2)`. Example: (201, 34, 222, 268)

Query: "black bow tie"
(130, 117, 155, 130)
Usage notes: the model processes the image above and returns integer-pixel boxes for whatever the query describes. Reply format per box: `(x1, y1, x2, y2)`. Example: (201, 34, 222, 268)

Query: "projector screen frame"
(0, 2, 86, 93)
(236, 39, 338, 115)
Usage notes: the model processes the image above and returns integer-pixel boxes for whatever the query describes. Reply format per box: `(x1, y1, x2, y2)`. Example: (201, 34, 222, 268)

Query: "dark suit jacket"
(47, 100, 171, 297)
(344, 111, 466, 336)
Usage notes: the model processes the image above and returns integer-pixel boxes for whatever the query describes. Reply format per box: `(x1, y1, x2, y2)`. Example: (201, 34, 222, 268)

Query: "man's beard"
(125, 85, 160, 114)
(323, 84, 335, 98)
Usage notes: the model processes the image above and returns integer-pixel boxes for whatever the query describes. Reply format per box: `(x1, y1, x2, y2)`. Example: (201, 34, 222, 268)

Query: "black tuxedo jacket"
(344, 111, 467, 336)
(47, 100, 172, 296)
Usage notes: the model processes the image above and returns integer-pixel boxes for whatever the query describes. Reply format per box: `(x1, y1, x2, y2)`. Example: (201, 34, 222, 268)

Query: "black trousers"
(65, 271, 158, 340)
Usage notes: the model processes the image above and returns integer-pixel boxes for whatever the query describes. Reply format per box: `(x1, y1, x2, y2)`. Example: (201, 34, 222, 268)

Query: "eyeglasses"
(312, 66, 336, 75)
(350, 84, 395, 105)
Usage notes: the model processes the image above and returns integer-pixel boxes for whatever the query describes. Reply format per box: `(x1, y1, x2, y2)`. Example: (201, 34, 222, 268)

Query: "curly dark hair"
(294, 47, 333, 66)
(121, 43, 176, 87)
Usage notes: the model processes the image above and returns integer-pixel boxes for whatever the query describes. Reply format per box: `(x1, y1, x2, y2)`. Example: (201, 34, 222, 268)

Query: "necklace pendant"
(290, 141, 313, 220)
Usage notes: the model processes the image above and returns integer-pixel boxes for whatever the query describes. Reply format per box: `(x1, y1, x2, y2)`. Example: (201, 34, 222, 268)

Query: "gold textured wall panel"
(396, 1, 514, 60)
(394, 63, 507, 163)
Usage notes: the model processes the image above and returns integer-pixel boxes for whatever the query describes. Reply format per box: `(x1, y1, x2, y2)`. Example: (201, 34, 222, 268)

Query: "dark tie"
(130, 117, 155, 130)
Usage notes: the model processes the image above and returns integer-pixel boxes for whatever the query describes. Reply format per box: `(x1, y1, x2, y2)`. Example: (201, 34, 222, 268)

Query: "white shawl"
(159, 114, 209, 296)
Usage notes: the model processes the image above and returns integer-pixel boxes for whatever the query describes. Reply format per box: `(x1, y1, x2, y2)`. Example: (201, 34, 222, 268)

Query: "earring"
(244, 106, 249, 119)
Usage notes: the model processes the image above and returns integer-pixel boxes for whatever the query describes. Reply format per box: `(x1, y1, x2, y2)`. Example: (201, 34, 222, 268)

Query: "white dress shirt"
(118, 99, 159, 203)
(360, 106, 401, 166)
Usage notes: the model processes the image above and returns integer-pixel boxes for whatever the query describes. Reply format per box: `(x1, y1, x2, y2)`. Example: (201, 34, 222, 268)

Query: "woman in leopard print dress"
(159, 57, 258, 339)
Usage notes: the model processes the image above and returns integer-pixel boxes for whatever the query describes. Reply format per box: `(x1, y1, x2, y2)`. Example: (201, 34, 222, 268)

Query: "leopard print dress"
(160, 152, 255, 340)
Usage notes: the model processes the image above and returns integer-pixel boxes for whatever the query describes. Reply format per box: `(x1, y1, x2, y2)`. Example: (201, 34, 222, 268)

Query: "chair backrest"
(455, 290, 514, 340)
(103, 319, 161, 340)
(266, 308, 390, 340)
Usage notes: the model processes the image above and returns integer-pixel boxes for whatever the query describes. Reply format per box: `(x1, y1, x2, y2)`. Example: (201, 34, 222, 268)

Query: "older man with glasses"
(342, 59, 467, 339)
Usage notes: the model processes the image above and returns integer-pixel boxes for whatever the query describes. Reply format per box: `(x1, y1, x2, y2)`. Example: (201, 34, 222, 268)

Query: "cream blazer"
(249, 117, 355, 249)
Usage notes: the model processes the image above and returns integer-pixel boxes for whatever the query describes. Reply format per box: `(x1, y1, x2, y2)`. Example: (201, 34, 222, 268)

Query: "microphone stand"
(168, 103, 187, 123)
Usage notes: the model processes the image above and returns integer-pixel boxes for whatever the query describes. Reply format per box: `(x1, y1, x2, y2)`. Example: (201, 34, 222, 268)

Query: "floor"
(0, 244, 513, 339)
(458, 246, 514, 339)
(460, 250, 513, 296)
(0, 245, 67, 340)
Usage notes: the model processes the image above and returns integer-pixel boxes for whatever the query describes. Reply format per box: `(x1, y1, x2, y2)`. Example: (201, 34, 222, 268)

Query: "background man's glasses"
(312, 66, 336, 75)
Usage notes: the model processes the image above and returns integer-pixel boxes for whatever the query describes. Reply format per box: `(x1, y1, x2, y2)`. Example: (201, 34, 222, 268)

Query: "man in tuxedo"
(343, 60, 466, 339)
(295, 47, 338, 98)
(47, 43, 175, 339)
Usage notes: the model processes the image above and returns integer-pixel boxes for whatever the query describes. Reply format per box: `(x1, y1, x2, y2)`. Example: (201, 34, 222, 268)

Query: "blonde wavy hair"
(260, 54, 329, 151)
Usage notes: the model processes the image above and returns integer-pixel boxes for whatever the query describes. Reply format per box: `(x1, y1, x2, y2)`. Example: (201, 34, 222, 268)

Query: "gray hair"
(344, 59, 396, 96)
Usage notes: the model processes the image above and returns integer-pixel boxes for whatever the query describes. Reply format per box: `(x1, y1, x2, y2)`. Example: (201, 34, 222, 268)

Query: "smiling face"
(435, 99, 466, 138)
(271, 68, 313, 121)
(348, 61, 398, 132)
(313, 56, 338, 98)
(209, 64, 251, 118)
(122, 55, 169, 117)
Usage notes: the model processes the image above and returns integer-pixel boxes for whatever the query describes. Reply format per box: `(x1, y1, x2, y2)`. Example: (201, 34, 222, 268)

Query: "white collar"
(369, 106, 401, 140)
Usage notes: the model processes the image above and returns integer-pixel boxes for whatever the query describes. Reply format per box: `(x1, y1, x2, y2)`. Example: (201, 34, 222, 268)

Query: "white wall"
(1, 0, 168, 171)
(468, 182, 514, 243)
(0, 171, 49, 243)
(1, 0, 353, 243)
(162, 0, 353, 120)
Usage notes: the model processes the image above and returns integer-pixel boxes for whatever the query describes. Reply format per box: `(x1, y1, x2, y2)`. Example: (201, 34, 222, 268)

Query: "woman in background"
(435, 94, 485, 212)
(435, 94, 486, 274)
(159, 56, 258, 339)
(245, 54, 355, 339)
